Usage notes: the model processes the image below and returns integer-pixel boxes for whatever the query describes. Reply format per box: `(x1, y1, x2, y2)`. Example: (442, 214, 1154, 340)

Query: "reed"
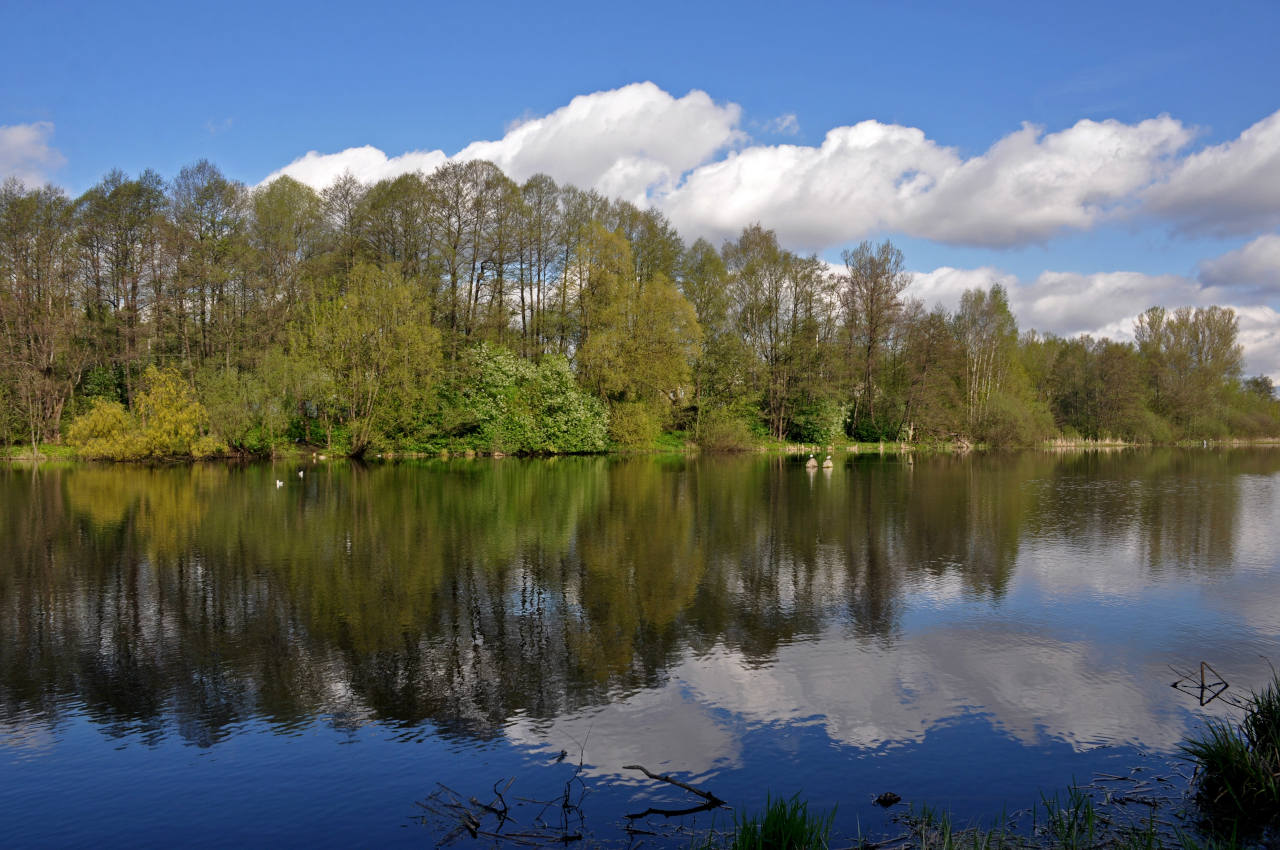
(1181, 673, 1280, 835)
(696, 794, 835, 850)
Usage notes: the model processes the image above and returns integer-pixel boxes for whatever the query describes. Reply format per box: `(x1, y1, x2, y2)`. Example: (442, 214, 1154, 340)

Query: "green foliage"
(1136, 306, 1245, 435)
(65, 398, 138, 459)
(1132, 408, 1175, 444)
(607, 400, 662, 447)
(431, 343, 608, 453)
(66, 367, 224, 459)
(788, 397, 846, 444)
(576, 223, 702, 414)
(75, 366, 123, 411)
(135, 367, 210, 456)
(0, 381, 19, 444)
(531, 354, 609, 452)
(696, 407, 758, 451)
(197, 352, 295, 454)
(978, 392, 1056, 447)
(296, 263, 441, 456)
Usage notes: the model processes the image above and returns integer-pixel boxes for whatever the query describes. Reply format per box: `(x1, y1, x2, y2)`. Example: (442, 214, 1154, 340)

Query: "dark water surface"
(2, 450, 1278, 846)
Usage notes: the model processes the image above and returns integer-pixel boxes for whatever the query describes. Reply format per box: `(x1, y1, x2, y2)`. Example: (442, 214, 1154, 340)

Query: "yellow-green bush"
(65, 399, 140, 459)
(696, 408, 757, 451)
(66, 367, 225, 460)
(608, 401, 662, 447)
(135, 367, 210, 456)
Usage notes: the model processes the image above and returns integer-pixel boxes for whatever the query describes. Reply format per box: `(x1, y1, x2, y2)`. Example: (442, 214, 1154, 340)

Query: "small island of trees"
(1, 160, 1276, 459)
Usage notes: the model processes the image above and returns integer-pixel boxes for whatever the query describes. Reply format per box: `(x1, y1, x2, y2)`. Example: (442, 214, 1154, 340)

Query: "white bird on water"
(275, 479, 284, 488)
(298, 469, 304, 478)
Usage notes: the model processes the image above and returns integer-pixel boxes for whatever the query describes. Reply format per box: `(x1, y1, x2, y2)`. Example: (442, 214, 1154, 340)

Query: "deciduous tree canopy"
(1, 161, 1276, 457)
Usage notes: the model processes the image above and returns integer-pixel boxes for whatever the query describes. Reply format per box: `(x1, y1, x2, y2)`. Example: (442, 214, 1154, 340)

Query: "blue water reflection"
(1, 449, 1277, 845)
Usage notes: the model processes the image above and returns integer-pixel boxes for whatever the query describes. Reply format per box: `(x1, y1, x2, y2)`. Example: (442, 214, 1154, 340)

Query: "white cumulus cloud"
(907, 265, 1280, 381)
(662, 115, 1191, 250)
(1198, 233, 1280, 294)
(453, 82, 743, 205)
(662, 121, 957, 250)
(260, 144, 447, 189)
(263, 82, 743, 207)
(1145, 109, 1280, 236)
(262, 84, 1280, 254)
(900, 117, 1191, 246)
(0, 122, 66, 186)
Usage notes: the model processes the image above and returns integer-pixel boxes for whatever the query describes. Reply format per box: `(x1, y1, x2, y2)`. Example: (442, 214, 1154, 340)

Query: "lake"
(1, 450, 1278, 846)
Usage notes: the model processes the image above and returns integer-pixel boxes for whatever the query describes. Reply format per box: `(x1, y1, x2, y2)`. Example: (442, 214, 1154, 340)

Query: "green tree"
(0, 179, 89, 448)
(74, 169, 167, 404)
(297, 263, 441, 456)
(841, 239, 910, 437)
(722, 225, 839, 441)
(1136, 305, 1244, 435)
(574, 223, 701, 443)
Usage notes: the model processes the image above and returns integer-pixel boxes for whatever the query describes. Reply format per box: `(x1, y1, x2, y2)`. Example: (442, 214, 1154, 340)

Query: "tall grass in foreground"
(1180, 673, 1280, 835)
(696, 794, 835, 849)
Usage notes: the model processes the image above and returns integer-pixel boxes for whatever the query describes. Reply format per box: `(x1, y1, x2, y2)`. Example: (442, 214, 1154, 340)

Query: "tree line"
(1, 160, 1276, 457)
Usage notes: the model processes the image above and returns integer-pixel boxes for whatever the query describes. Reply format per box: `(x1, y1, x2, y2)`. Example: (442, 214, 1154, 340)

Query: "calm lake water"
(2, 450, 1278, 846)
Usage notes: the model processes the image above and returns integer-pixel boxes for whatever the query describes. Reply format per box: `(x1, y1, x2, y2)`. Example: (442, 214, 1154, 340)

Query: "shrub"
(608, 401, 661, 447)
(66, 399, 138, 459)
(978, 392, 1055, 447)
(66, 367, 222, 460)
(432, 344, 608, 454)
(531, 355, 608, 452)
(697, 408, 757, 451)
(1131, 408, 1173, 444)
(135, 367, 209, 457)
(788, 398, 845, 444)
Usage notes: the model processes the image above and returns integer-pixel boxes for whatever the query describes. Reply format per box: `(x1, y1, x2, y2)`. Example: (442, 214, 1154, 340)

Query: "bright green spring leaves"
(298, 264, 441, 457)
(447, 343, 608, 453)
(67, 366, 225, 459)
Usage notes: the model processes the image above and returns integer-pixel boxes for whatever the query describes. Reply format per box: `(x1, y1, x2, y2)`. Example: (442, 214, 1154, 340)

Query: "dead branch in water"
(622, 763, 727, 807)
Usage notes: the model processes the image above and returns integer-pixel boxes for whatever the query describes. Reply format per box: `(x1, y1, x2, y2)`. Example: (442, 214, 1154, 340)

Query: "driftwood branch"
(625, 799, 723, 820)
(622, 764, 726, 807)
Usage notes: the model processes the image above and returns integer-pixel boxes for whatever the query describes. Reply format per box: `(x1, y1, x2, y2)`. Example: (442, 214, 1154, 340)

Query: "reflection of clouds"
(1016, 535, 1153, 597)
(1232, 590, 1280, 636)
(0, 716, 56, 758)
(1232, 475, 1280, 573)
(505, 683, 740, 780)
(679, 628, 1186, 754)
(506, 623, 1193, 779)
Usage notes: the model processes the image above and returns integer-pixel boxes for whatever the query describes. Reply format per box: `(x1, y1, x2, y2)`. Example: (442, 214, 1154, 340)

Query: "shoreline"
(6, 438, 1280, 465)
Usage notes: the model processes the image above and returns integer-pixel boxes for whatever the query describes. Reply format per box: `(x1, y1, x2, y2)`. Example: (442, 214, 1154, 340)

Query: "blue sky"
(4, 0, 1280, 374)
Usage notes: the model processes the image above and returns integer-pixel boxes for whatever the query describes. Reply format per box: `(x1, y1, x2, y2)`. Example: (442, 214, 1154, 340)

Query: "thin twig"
(622, 764, 726, 806)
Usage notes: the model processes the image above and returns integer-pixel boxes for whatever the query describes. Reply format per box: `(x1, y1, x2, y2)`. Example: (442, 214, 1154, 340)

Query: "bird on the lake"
(805, 453, 818, 469)
(275, 479, 284, 488)
(298, 469, 304, 478)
